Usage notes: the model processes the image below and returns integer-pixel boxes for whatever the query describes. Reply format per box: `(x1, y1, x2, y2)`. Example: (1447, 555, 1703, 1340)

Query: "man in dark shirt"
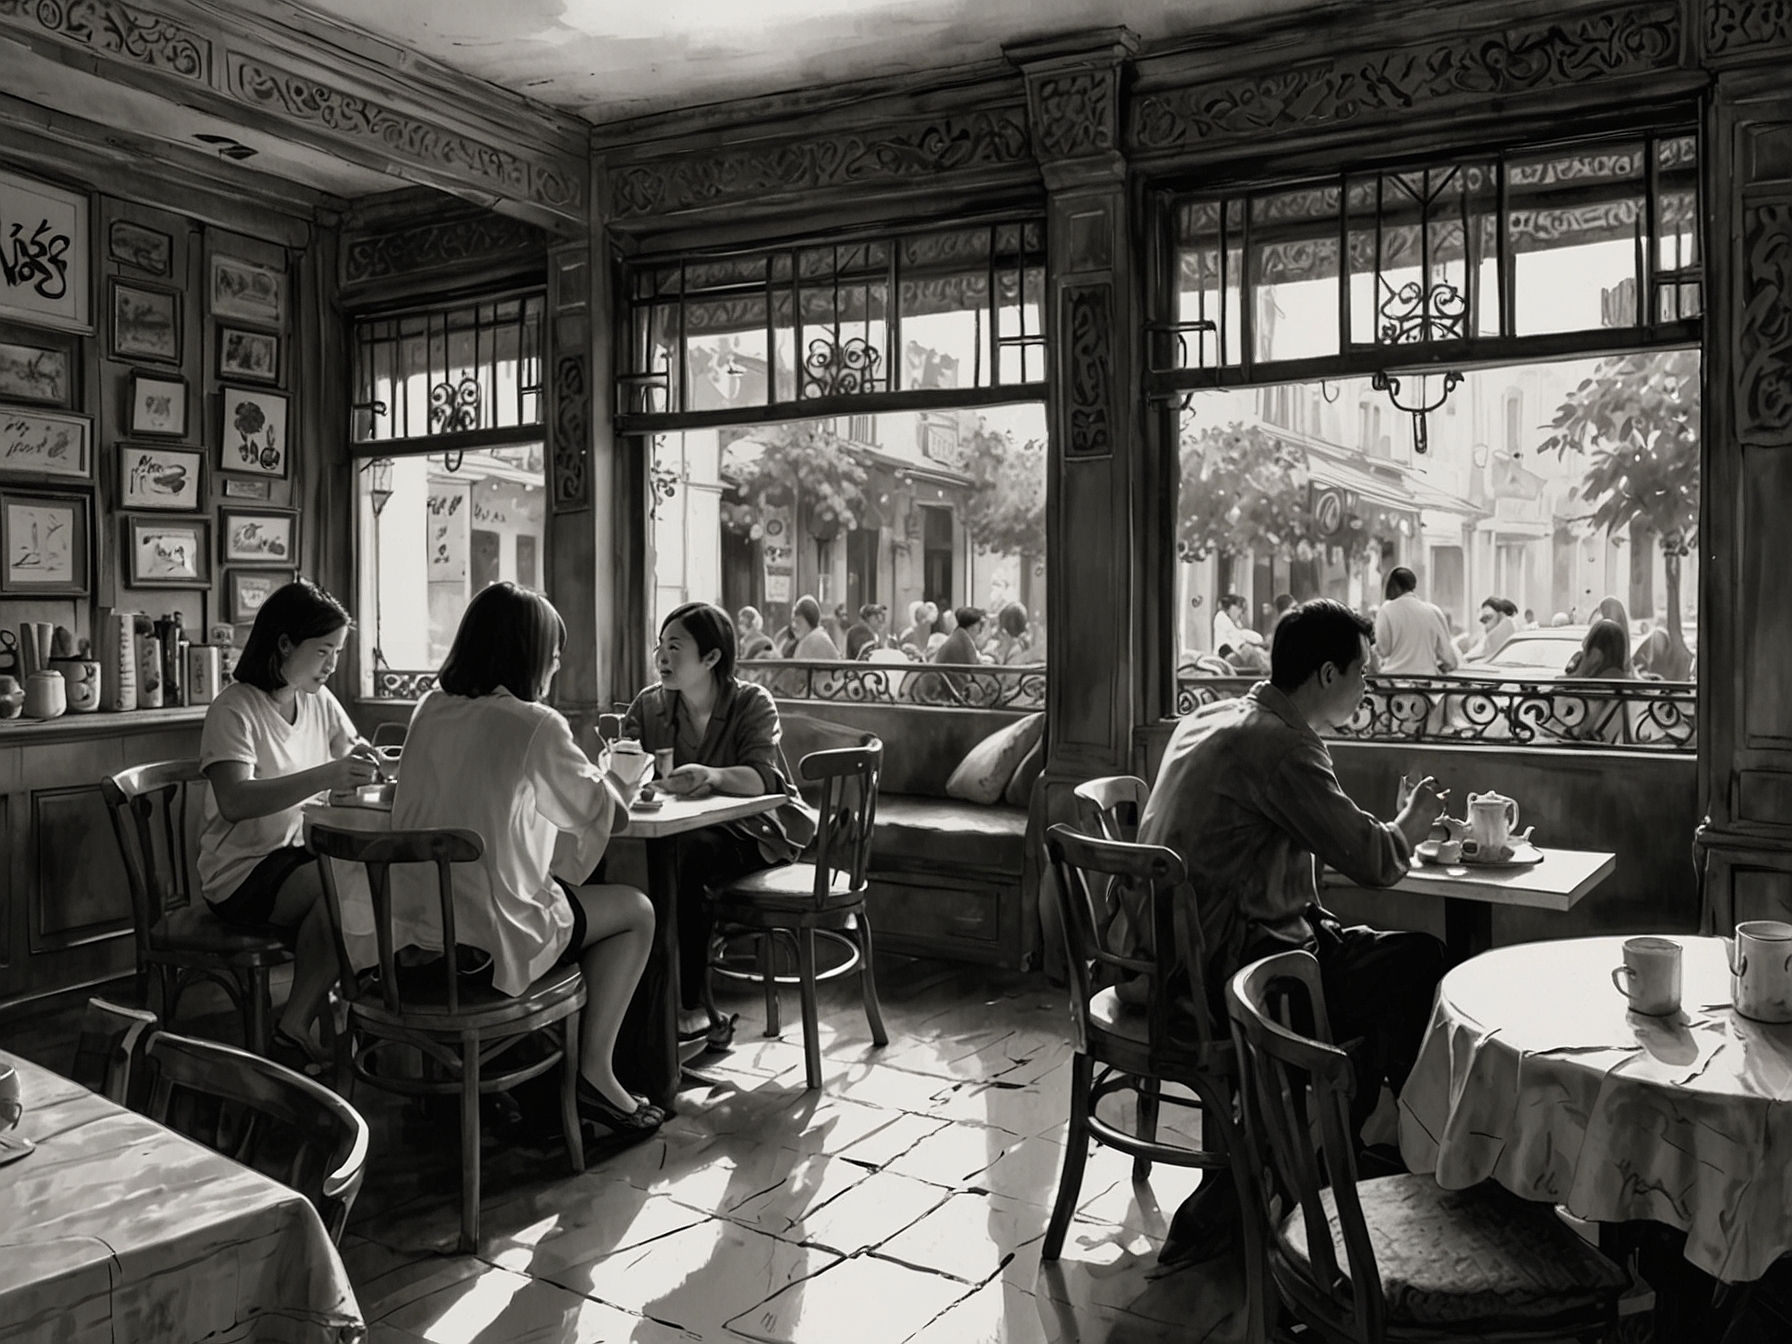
(1138, 598, 1447, 1266)
(844, 603, 888, 659)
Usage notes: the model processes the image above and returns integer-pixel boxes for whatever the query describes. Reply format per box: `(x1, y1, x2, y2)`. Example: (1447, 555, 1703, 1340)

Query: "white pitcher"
(1728, 920, 1792, 1023)
(1466, 791, 1520, 854)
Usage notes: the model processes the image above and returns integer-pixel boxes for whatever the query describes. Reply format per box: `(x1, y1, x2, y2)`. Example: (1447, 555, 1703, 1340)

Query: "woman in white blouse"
(393, 584, 661, 1135)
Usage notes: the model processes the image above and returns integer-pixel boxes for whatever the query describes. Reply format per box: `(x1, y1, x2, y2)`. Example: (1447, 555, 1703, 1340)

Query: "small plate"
(632, 796, 664, 811)
(0, 1132, 35, 1165)
(1456, 842, 1545, 868)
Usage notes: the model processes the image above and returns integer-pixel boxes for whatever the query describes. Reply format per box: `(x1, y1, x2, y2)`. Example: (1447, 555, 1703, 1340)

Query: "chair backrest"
(1073, 775, 1150, 842)
(800, 736, 882, 903)
(1226, 951, 1382, 1343)
(310, 823, 485, 1015)
(370, 722, 408, 748)
(100, 759, 207, 956)
(596, 711, 626, 746)
(69, 997, 158, 1110)
(147, 1030, 369, 1245)
(1045, 823, 1222, 1053)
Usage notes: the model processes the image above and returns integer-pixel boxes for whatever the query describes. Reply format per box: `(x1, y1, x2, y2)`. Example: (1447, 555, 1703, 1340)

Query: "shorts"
(555, 878, 588, 967)
(207, 845, 315, 940)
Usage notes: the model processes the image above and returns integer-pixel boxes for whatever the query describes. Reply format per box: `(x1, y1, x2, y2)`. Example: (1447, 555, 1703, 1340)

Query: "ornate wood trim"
(0, 0, 208, 78)
(341, 214, 547, 287)
(552, 350, 591, 511)
(1063, 283, 1114, 459)
(1706, 0, 1792, 57)
(607, 108, 1032, 220)
(1129, 3, 1684, 154)
(1029, 67, 1120, 162)
(1739, 201, 1792, 444)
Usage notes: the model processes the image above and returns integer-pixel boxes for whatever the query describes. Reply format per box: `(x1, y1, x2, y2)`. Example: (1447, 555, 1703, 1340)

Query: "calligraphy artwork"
(0, 169, 90, 333)
(219, 386, 288, 478)
(210, 254, 285, 327)
(0, 340, 71, 406)
(119, 445, 203, 511)
(0, 409, 90, 479)
(127, 514, 210, 587)
(1, 490, 89, 594)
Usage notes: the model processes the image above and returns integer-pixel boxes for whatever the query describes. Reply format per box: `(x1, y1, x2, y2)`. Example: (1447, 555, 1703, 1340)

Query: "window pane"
(1508, 142, 1646, 336)
(352, 295, 544, 442)
(1251, 185, 1340, 362)
(1347, 163, 1495, 349)
(900, 228, 992, 390)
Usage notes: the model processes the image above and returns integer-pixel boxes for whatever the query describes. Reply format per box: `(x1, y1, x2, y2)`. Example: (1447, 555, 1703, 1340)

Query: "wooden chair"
(68, 997, 159, 1110)
(101, 760, 291, 1055)
(708, 736, 887, 1090)
(147, 1030, 369, 1245)
(1225, 951, 1630, 1343)
(1072, 774, 1150, 842)
(1041, 823, 1243, 1259)
(370, 722, 409, 748)
(310, 822, 586, 1252)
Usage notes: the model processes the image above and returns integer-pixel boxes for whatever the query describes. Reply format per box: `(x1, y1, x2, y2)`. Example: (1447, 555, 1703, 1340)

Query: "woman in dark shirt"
(623, 602, 815, 1046)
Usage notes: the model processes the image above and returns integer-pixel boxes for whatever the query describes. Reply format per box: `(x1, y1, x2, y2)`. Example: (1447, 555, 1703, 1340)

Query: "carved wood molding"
(607, 108, 1032, 220)
(1739, 201, 1792, 444)
(1130, 3, 1683, 153)
(1063, 283, 1114, 459)
(341, 213, 547, 287)
(553, 351, 591, 511)
(1028, 67, 1120, 162)
(0, 0, 208, 78)
(1706, 0, 1792, 56)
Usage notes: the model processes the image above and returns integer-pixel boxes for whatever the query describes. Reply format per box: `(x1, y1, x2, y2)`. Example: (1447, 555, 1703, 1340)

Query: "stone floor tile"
(724, 1252, 969, 1344)
(718, 1147, 873, 1238)
(875, 1188, 1052, 1285)
(884, 1117, 1026, 1187)
(832, 1109, 950, 1168)
(1071, 1149, 1208, 1241)
(484, 1190, 709, 1280)
(905, 1278, 1055, 1344)
(353, 1249, 490, 1323)
(976, 1135, 1072, 1205)
(794, 1168, 951, 1255)
(379, 1262, 643, 1342)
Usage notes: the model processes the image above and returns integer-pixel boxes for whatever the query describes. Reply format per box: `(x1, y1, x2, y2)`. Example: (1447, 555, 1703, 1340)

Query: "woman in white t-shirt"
(200, 580, 383, 1068)
(393, 583, 661, 1135)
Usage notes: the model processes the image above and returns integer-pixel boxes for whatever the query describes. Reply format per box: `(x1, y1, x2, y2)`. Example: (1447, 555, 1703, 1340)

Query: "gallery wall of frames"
(0, 164, 303, 710)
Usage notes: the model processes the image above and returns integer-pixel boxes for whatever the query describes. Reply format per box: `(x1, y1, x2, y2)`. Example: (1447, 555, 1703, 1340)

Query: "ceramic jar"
(0, 674, 22, 719)
(24, 669, 66, 720)
(49, 657, 100, 713)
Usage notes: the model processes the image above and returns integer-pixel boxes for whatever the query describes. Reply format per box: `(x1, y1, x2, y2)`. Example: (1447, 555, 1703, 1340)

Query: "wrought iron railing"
(1175, 673, 1697, 752)
(744, 658, 1046, 712)
(374, 669, 438, 699)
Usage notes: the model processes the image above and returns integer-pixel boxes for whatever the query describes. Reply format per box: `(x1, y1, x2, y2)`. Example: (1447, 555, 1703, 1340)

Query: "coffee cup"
(0, 1061, 20, 1131)
(1611, 936, 1682, 1016)
(654, 747, 676, 780)
(1728, 920, 1792, 1023)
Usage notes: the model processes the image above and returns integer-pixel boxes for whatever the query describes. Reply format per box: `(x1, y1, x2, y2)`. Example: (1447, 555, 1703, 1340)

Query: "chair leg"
(560, 1013, 585, 1175)
(797, 928, 822, 1090)
(758, 933, 781, 1037)
(1134, 1076, 1160, 1184)
(244, 967, 273, 1056)
(1043, 1052, 1095, 1261)
(458, 1034, 482, 1254)
(856, 911, 888, 1049)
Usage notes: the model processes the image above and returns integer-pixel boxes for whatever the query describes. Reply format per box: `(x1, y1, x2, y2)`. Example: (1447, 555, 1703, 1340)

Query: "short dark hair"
(859, 603, 886, 621)
(1220, 592, 1245, 613)
(1384, 567, 1417, 599)
(955, 605, 985, 629)
(998, 601, 1029, 637)
(437, 583, 565, 702)
(1480, 595, 1519, 618)
(235, 579, 351, 692)
(1274, 592, 1296, 612)
(661, 601, 737, 682)
(792, 595, 822, 632)
(1270, 599, 1374, 691)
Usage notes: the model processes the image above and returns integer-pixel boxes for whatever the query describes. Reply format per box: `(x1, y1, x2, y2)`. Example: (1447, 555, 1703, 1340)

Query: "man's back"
(1374, 593, 1457, 675)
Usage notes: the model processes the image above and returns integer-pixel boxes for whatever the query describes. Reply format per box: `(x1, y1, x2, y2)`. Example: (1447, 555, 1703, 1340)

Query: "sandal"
(704, 1012, 739, 1055)
(576, 1078, 666, 1134)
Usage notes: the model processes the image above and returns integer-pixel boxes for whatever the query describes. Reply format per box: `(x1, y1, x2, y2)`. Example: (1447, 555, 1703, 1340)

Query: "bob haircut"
(235, 579, 351, 693)
(955, 606, 986, 629)
(1270, 599, 1375, 691)
(998, 602, 1029, 637)
(661, 601, 737, 682)
(437, 583, 566, 702)
(792, 595, 822, 632)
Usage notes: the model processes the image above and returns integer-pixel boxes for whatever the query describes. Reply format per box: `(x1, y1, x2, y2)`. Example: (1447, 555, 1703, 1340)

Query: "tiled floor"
(2, 955, 1250, 1344)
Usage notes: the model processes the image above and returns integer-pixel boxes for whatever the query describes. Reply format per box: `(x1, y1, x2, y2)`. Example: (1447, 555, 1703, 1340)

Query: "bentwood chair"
(1042, 824, 1244, 1260)
(311, 822, 586, 1252)
(147, 1030, 370, 1245)
(708, 736, 887, 1091)
(102, 760, 291, 1055)
(1073, 774, 1150, 842)
(68, 997, 159, 1110)
(1226, 951, 1630, 1342)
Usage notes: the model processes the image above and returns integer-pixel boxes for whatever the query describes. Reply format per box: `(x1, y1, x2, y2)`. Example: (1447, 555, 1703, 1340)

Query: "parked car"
(1453, 627, 1589, 681)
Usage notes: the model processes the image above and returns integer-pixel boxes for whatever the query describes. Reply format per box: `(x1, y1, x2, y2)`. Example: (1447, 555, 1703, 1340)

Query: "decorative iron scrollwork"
(374, 669, 438, 700)
(1378, 279, 1468, 346)
(735, 659, 1046, 712)
(428, 378, 481, 436)
(801, 336, 884, 398)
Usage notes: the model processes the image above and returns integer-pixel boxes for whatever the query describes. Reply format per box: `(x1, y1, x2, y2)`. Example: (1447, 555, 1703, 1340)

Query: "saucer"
(1456, 841, 1545, 868)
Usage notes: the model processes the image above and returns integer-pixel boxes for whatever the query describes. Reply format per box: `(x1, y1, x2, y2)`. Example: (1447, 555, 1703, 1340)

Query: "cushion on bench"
(872, 795, 1028, 873)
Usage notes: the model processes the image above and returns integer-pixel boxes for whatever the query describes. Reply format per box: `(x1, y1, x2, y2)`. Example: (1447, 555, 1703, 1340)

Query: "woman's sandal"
(703, 1012, 739, 1055)
(576, 1078, 666, 1135)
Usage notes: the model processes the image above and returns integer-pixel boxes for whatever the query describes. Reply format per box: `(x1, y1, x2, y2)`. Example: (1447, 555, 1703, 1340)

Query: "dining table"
(0, 1048, 363, 1343)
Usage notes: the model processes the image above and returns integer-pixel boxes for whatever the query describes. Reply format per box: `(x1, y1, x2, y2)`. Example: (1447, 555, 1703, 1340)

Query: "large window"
(351, 290, 546, 699)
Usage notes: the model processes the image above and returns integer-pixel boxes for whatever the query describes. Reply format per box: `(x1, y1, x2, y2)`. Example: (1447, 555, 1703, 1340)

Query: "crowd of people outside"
(730, 596, 1044, 668)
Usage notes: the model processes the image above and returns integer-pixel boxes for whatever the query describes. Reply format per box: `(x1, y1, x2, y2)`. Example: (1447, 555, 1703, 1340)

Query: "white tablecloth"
(1399, 935, 1792, 1283)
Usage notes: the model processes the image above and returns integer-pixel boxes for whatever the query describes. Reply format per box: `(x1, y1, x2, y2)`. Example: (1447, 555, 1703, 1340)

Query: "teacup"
(1611, 936, 1682, 1016)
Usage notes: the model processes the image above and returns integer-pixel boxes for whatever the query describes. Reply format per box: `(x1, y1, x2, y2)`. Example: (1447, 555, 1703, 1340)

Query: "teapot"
(1467, 791, 1520, 855)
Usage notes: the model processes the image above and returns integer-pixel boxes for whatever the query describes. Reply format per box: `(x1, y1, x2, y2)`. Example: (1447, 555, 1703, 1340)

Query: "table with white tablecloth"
(1398, 935, 1792, 1283)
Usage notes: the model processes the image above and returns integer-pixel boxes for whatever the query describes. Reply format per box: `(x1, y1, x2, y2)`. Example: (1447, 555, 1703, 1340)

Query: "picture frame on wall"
(217, 326, 279, 384)
(210, 254, 284, 327)
(220, 508, 295, 565)
(119, 443, 203, 511)
(0, 337, 73, 406)
(1, 489, 90, 595)
(108, 219, 172, 276)
(0, 169, 91, 333)
(0, 407, 90, 479)
(226, 567, 294, 623)
(110, 278, 182, 365)
(218, 386, 288, 477)
(129, 371, 187, 439)
(126, 514, 211, 588)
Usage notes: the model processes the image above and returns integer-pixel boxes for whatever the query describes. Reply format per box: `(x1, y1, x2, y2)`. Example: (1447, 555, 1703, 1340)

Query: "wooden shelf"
(0, 706, 208, 746)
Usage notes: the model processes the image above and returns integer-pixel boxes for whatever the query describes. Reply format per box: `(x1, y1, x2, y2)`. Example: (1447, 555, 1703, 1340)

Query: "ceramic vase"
(50, 658, 100, 713)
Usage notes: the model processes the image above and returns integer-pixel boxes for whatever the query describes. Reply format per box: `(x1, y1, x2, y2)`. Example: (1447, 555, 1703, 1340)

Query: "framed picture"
(219, 386, 288, 477)
(0, 408, 90, 479)
(220, 508, 296, 564)
(0, 169, 90, 333)
(129, 372, 187, 439)
(126, 514, 211, 588)
(217, 326, 278, 384)
(119, 444, 203, 511)
(1, 489, 90, 594)
(108, 219, 172, 276)
(0, 338, 72, 406)
(226, 567, 293, 622)
(110, 279, 182, 364)
(210, 254, 284, 327)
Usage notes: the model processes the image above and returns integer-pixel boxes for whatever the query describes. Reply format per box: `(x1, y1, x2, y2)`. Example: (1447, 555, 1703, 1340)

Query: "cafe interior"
(0, 0, 1789, 1339)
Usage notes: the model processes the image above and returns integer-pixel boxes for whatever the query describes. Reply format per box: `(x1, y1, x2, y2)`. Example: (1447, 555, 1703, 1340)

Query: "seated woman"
(199, 580, 383, 1068)
(392, 583, 661, 1134)
(623, 602, 815, 1048)
(1557, 617, 1637, 743)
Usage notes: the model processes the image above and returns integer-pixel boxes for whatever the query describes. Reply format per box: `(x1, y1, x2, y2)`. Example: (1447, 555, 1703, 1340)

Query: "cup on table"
(607, 738, 651, 790)
(653, 748, 676, 781)
(0, 1061, 20, 1130)
(1611, 936, 1682, 1016)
